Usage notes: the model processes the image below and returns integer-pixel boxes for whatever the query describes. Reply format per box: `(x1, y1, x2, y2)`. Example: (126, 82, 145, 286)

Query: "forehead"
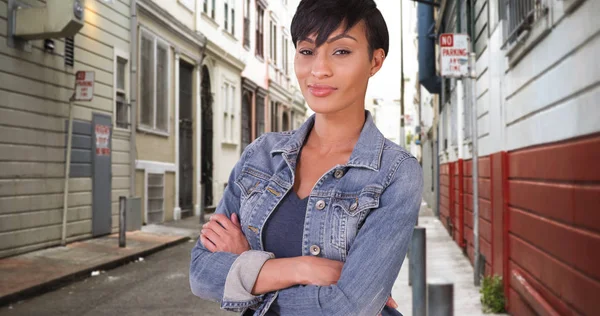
(305, 20, 368, 41)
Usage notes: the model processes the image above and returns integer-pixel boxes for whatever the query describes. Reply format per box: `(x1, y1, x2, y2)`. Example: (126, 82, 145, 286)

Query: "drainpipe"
(470, 52, 480, 286)
(130, 0, 138, 198)
(61, 95, 75, 246)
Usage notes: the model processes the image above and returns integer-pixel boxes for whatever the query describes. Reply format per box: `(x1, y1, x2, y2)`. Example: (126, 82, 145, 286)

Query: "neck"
(307, 106, 366, 153)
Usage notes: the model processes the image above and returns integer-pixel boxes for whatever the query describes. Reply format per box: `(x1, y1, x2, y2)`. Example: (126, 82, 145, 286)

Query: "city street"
(0, 240, 234, 316)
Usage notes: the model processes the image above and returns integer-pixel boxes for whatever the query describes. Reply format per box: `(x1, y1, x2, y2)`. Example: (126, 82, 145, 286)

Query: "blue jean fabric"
(190, 111, 423, 316)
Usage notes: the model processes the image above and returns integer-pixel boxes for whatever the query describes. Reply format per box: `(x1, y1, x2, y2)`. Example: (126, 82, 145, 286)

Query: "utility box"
(10, 0, 85, 40)
(126, 197, 142, 232)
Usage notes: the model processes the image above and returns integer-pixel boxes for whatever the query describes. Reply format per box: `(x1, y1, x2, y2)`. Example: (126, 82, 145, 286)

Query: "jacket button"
(310, 245, 321, 256)
(334, 169, 344, 179)
(316, 200, 326, 210)
(350, 202, 358, 211)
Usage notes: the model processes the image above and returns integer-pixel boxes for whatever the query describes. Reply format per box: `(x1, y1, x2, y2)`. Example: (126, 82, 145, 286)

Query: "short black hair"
(291, 0, 389, 59)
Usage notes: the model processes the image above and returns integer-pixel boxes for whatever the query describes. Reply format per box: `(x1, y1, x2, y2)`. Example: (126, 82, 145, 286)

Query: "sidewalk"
(0, 229, 189, 307)
(391, 204, 487, 315)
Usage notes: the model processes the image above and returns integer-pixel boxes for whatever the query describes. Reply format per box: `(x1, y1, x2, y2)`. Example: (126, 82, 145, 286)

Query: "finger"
(210, 214, 234, 230)
(201, 228, 222, 247)
(204, 220, 227, 237)
(200, 235, 217, 252)
(231, 213, 241, 228)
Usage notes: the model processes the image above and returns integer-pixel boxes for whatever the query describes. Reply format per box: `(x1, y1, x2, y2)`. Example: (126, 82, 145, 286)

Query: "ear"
(369, 48, 386, 77)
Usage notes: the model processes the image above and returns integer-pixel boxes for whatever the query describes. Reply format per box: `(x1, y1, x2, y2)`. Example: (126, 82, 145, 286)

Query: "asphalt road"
(0, 240, 236, 316)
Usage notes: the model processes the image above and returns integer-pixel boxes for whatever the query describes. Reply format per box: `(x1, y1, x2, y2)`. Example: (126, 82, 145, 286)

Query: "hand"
(200, 213, 250, 255)
(385, 296, 398, 309)
(297, 256, 344, 286)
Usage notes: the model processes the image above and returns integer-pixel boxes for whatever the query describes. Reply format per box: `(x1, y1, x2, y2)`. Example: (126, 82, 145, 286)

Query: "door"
(201, 66, 214, 208)
(241, 91, 252, 151)
(179, 61, 194, 217)
(92, 114, 112, 237)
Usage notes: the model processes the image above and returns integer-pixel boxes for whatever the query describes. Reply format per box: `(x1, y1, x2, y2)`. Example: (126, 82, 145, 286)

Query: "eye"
(299, 49, 313, 56)
(333, 49, 351, 55)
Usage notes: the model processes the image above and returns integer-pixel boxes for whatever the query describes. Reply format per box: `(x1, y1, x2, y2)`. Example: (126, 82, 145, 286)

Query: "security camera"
(44, 39, 55, 53)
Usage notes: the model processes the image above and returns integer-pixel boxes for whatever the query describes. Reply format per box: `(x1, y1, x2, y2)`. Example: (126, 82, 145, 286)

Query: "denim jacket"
(190, 111, 423, 316)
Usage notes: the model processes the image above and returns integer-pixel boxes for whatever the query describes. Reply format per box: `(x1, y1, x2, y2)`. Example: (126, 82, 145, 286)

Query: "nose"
(310, 53, 333, 79)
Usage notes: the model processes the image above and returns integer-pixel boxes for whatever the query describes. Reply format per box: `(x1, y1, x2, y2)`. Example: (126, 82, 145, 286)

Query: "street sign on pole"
(440, 34, 470, 78)
(74, 71, 95, 101)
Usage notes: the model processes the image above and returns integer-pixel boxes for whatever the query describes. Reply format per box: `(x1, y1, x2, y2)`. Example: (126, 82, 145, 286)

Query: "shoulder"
(241, 130, 297, 158)
(380, 139, 422, 187)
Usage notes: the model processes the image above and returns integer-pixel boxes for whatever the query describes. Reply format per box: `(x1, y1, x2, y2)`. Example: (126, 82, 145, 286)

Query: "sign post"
(62, 71, 95, 246)
(440, 33, 481, 286)
(440, 33, 470, 78)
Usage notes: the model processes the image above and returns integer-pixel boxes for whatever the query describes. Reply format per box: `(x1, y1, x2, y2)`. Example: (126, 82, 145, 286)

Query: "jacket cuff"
(221, 250, 274, 310)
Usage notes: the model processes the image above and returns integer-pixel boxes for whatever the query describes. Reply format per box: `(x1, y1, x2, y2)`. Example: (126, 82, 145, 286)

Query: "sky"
(367, 0, 418, 104)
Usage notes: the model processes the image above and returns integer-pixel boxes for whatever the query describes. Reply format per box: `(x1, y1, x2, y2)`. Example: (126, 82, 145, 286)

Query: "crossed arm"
(194, 157, 423, 315)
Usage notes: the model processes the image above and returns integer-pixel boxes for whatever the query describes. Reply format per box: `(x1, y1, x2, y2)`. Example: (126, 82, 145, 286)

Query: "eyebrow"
(298, 34, 358, 45)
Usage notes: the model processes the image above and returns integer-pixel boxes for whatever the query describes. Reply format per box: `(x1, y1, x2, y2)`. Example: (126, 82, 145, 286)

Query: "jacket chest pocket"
(234, 169, 271, 229)
(328, 188, 381, 259)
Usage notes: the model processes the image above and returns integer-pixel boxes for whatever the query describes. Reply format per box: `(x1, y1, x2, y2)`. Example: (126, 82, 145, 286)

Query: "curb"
(0, 236, 190, 307)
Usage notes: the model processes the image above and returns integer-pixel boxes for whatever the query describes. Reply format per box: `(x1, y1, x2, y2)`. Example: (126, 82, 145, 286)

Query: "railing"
(504, 0, 548, 45)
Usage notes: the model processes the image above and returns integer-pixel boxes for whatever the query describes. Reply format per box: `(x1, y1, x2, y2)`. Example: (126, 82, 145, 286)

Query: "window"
(503, 0, 547, 45)
(147, 173, 165, 224)
(256, 95, 265, 137)
(223, 82, 236, 142)
(270, 20, 277, 65)
(115, 56, 130, 129)
(224, 0, 229, 31)
(271, 101, 278, 132)
(203, 0, 208, 13)
(282, 36, 288, 75)
(255, 5, 264, 58)
(140, 30, 170, 133)
(231, 5, 236, 36)
(211, 0, 216, 19)
(243, 0, 251, 48)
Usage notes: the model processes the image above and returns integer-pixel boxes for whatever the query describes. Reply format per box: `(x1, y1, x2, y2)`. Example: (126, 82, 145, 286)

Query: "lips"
(308, 84, 337, 97)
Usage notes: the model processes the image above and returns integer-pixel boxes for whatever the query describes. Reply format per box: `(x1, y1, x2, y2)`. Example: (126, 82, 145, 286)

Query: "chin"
(306, 98, 344, 115)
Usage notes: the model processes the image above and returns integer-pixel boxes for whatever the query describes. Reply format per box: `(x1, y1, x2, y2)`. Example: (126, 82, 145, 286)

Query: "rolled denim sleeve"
(272, 156, 423, 316)
(189, 136, 273, 311)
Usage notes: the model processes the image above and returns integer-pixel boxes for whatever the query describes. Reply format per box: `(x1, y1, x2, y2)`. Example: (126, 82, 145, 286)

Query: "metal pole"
(470, 52, 481, 286)
(411, 227, 426, 316)
(119, 196, 126, 248)
(400, 0, 406, 148)
(129, 0, 137, 198)
(61, 97, 74, 246)
(428, 280, 454, 316)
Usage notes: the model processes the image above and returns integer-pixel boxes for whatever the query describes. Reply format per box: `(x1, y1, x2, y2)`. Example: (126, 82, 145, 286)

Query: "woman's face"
(294, 21, 384, 115)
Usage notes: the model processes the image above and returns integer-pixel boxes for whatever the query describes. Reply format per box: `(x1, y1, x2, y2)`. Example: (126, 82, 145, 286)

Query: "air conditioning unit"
(9, 0, 85, 41)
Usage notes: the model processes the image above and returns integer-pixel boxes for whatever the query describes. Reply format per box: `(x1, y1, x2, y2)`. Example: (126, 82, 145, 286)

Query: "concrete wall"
(0, 0, 132, 258)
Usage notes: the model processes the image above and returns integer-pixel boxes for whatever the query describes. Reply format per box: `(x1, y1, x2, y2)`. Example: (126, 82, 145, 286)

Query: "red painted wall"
(438, 134, 600, 314)
(506, 134, 600, 316)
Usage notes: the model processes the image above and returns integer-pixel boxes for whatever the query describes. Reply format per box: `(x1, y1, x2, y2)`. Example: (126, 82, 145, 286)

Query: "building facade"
(419, 0, 600, 314)
(0, 0, 134, 258)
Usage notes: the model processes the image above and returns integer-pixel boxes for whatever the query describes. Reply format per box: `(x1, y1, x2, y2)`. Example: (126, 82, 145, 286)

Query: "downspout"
(130, 0, 138, 197)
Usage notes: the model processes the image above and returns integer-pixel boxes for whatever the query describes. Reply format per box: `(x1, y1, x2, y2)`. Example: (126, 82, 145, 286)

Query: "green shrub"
(480, 275, 506, 313)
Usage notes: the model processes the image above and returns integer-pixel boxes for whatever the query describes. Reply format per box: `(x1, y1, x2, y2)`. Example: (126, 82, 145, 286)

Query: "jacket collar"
(270, 110, 385, 171)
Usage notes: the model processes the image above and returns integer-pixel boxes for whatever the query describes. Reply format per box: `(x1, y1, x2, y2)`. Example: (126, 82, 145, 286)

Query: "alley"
(0, 241, 233, 316)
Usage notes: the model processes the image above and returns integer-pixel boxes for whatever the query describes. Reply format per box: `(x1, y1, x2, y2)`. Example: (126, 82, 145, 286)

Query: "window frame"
(255, 4, 265, 58)
(222, 81, 238, 144)
(113, 48, 130, 131)
(138, 28, 171, 136)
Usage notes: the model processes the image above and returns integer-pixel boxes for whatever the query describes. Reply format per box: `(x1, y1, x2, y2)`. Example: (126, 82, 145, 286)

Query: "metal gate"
(179, 62, 194, 216)
(201, 66, 214, 207)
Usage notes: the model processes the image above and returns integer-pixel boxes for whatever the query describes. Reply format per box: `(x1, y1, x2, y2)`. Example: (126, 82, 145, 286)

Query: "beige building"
(0, 0, 134, 258)
(134, 0, 207, 223)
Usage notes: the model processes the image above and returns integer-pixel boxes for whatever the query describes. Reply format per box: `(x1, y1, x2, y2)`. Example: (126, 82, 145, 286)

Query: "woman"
(190, 0, 423, 315)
